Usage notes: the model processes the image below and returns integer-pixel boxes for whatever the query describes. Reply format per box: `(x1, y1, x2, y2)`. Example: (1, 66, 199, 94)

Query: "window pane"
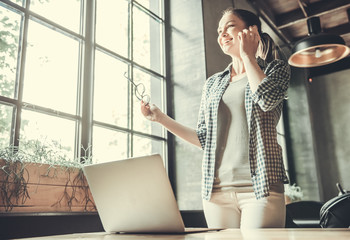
(133, 68, 162, 136)
(23, 20, 79, 114)
(19, 110, 76, 161)
(133, 6, 163, 74)
(0, 104, 14, 147)
(9, 0, 25, 7)
(92, 126, 128, 163)
(137, 0, 162, 17)
(0, 6, 22, 99)
(133, 135, 164, 160)
(96, 0, 128, 57)
(30, 0, 81, 33)
(94, 51, 128, 127)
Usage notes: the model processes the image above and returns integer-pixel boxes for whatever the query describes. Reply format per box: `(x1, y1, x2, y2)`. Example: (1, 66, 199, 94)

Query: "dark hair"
(222, 8, 281, 62)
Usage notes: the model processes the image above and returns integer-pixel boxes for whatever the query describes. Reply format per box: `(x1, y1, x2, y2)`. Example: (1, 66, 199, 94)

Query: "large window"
(0, 0, 167, 164)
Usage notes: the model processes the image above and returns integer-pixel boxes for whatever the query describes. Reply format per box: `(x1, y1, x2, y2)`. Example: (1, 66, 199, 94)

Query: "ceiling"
(249, 0, 350, 50)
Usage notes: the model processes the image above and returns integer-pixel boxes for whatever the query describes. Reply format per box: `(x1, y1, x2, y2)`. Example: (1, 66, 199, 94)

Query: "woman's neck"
(230, 57, 246, 78)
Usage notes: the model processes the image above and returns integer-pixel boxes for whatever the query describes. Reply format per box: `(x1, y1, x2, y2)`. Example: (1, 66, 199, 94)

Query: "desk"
(19, 228, 350, 240)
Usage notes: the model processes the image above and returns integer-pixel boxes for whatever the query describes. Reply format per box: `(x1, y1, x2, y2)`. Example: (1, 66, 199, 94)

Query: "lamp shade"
(288, 17, 350, 68)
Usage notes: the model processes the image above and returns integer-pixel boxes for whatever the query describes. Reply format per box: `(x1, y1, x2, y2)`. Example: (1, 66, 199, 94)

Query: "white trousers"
(203, 191, 286, 229)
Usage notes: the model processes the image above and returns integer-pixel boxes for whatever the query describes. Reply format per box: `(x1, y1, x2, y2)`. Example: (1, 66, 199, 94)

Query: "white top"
(213, 75, 253, 192)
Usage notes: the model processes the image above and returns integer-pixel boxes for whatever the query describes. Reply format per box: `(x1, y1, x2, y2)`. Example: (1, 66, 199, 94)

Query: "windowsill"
(0, 211, 104, 239)
(0, 210, 207, 239)
(0, 211, 97, 216)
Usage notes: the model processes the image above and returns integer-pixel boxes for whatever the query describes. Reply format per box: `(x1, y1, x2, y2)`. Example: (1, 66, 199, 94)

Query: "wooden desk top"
(20, 228, 350, 240)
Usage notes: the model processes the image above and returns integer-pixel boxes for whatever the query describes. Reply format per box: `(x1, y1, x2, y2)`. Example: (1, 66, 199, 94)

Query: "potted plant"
(0, 141, 96, 212)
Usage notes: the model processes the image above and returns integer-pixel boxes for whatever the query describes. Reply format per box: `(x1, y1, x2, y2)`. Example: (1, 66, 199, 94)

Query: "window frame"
(0, 0, 168, 165)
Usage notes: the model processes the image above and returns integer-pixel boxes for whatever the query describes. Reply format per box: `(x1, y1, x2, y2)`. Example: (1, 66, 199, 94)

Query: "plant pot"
(0, 159, 96, 212)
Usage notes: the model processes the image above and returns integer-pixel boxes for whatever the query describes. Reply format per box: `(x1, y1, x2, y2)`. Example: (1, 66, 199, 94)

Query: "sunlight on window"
(0, 6, 21, 99)
(133, 135, 164, 159)
(23, 20, 79, 114)
(20, 110, 76, 160)
(137, 0, 162, 17)
(9, 0, 24, 7)
(0, 104, 14, 148)
(0, 0, 166, 165)
(96, 0, 128, 57)
(30, 0, 81, 33)
(132, 68, 163, 137)
(133, 6, 163, 74)
(92, 126, 128, 163)
(93, 51, 128, 127)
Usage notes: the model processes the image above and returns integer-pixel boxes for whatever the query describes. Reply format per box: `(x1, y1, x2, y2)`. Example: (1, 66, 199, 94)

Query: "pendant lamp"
(288, 16, 350, 68)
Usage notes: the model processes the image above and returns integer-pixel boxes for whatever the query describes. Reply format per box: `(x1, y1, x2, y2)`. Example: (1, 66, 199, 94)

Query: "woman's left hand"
(238, 25, 260, 59)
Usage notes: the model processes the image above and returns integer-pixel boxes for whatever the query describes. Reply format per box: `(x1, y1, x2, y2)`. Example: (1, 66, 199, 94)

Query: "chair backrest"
(286, 201, 324, 228)
(287, 201, 324, 219)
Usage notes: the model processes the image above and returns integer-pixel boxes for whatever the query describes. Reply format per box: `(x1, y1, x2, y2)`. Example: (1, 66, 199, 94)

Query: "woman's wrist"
(156, 111, 166, 124)
(241, 54, 256, 63)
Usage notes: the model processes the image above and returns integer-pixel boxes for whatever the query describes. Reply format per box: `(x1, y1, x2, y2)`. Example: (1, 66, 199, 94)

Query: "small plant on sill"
(285, 183, 303, 203)
(0, 140, 96, 212)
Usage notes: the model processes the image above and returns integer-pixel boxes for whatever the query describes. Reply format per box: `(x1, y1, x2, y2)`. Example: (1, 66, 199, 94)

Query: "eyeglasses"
(123, 72, 150, 105)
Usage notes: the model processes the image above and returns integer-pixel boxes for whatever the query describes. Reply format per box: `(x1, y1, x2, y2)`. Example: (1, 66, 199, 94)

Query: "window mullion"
(13, 0, 30, 147)
(74, 0, 85, 160)
(80, 0, 96, 161)
(128, 1, 134, 158)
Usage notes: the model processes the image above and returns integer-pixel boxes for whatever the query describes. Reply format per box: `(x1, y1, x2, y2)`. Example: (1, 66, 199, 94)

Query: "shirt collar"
(219, 57, 267, 78)
(217, 63, 232, 79)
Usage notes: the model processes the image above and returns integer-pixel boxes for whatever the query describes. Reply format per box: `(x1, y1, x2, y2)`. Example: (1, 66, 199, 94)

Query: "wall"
(168, 0, 207, 210)
(308, 66, 350, 201)
(285, 68, 320, 200)
(285, 56, 350, 202)
(202, 0, 232, 77)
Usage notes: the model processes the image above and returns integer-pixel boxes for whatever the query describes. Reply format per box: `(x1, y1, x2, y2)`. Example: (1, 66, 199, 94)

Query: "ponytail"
(258, 32, 281, 62)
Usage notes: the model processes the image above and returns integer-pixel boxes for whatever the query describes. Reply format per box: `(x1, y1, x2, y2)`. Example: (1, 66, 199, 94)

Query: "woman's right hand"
(140, 101, 163, 122)
(141, 101, 202, 148)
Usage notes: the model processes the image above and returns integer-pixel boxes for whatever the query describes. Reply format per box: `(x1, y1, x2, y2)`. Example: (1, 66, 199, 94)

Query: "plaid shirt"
(196, 57, 290, 200)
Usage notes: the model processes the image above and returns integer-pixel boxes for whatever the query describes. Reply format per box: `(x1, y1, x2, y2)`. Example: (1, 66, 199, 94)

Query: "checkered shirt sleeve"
(250, 58, 290, 112)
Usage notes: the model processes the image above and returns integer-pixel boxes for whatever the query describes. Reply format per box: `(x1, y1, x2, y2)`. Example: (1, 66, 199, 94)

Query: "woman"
(141, 8, 290, 229)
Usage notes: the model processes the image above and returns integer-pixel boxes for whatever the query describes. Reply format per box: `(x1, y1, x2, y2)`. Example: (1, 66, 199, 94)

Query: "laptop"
(83, 154, 221, 234)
